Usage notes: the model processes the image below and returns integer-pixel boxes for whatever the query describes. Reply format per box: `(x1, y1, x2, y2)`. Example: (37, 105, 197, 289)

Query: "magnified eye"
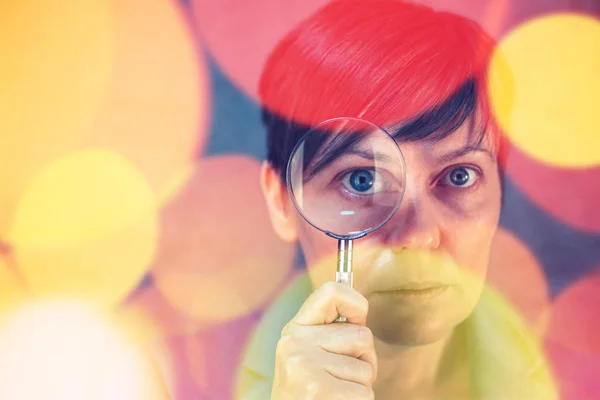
(440, 166, 478, 188)
(341, 169, 384, 194)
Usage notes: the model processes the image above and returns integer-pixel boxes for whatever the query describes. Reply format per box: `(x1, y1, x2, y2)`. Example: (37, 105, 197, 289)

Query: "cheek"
(440, 182, 501, 272)
(441, 209, 499, 280)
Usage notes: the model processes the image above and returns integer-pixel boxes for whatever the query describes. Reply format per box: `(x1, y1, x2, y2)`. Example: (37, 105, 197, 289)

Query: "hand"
(271, 282, 377, 400)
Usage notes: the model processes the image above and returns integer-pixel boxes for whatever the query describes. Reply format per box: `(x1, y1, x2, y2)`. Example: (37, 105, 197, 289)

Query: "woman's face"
(264, 121, 502, 345)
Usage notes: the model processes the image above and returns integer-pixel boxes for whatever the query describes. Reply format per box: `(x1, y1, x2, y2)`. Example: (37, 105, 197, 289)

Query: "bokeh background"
(0, 0, 599, 399)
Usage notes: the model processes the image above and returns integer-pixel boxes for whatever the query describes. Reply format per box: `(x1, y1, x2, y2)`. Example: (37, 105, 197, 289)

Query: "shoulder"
(234, 276, 558, 400)
(234, 273, 313, 400)
(467, 285, 558, 399)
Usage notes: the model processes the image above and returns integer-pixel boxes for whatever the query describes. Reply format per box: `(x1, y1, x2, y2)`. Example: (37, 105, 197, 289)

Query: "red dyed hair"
(259, 0, 507, 174)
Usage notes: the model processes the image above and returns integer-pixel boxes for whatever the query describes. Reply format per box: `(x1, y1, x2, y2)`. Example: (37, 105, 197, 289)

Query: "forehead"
(298, 109, 499, 182)
(354, 116, 497, 160)
(401, 112, 498, 157)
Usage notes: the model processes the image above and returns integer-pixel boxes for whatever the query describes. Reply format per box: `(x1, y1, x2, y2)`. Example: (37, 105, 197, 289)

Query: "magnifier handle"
(335, 239, 353, 323)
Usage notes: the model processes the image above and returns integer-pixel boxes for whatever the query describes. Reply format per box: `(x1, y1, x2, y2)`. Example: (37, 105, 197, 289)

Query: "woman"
(237, 0, 556, 398)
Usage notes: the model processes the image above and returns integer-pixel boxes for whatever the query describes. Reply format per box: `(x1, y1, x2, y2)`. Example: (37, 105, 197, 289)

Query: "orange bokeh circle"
(88, 0, 210, 203)
(0, 0, 114, 235)
(191, 0, 330, 99)
(546, 268, 600, 356)
(152, 155, 295, 324)
(120, 285, 200, 342)
(486, 228, 550, 333)
(0, 0, 209, 238)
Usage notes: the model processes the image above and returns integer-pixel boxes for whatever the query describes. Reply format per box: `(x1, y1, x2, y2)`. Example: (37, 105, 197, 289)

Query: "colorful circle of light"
(87, 0, 209, 203)
(184, 333, 209, 393)
(544, 338, 600, 400)
(192, 0, 511, 103)
(489, 13, 600, 168)
(486, 228, 550, 332)
(184, 272, 298, 396)
(429, 0, 510, 38)
(504, 145, 600, 233)
(191, 0, 330, 98)
(120, 286, 200, 341)
(188, 314, 259, 399)
(0, 257, 26, 317)
(0, 300, 171, 400)
(0, 0, 208, 239)
(0, 0, 114, 236)
(8, 149, 158, 308)
(152, 155, 295, 323)
(546, 269, 600, 356)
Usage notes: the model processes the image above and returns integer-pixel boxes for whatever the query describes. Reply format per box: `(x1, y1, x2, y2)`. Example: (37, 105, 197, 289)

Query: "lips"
(390, 282, 450, 291)
(371, 282, 453, 300)
(374, 281, 452, 291)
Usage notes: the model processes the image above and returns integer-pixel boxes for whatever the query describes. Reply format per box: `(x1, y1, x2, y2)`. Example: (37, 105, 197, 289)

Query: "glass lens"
(287, 117, 406, 238)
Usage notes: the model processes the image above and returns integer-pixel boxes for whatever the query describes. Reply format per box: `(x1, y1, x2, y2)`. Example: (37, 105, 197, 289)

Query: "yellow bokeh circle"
(0, 0, 208, 238)
(8, 149, 158, 308)
(488, 13, 600, 167)
(0, 0, 114, 235)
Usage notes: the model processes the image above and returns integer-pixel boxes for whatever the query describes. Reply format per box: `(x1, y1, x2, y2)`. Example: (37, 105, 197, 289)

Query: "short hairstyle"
(258, 0, 505, 180)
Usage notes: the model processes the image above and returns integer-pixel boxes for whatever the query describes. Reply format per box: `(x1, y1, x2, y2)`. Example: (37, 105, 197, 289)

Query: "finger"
(318, 324, 377, 382)
(290, 324, 378, 382)
(321, 351, 375, 386)
(293, 282, 369, 326)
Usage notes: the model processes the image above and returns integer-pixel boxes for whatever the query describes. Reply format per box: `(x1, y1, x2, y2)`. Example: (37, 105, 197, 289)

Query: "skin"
(261, 119, 502, 399)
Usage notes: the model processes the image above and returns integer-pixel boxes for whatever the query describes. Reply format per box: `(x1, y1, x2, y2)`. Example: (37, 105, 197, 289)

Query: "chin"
(372, 318, 453, 346)
(367, 304, 471, 346)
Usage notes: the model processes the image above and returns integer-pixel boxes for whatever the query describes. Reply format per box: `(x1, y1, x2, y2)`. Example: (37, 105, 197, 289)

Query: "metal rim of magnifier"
(285, 116, 407, 241)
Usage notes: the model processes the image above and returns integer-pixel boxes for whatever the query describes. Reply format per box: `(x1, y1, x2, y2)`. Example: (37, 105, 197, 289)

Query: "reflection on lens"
(287, 118, 406, 238)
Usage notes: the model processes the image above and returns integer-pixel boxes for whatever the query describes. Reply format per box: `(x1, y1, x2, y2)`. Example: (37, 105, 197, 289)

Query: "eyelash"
(436, 165, 482, 191)
(329, 165, 482, 203)
(330, 167, 389, 203)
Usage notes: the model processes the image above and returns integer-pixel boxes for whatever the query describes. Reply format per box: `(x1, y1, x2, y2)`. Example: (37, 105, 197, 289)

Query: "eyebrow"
(304, 134, 391, 182)
(344, 148, 392, 162)
(435, 144, 495, 165)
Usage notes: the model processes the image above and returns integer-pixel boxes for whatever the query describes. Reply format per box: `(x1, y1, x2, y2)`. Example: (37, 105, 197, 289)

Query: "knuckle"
(320, 281, 340, 298)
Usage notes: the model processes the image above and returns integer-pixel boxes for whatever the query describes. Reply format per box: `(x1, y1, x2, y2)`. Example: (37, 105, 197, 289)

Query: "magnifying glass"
(286, 117, 406, 322)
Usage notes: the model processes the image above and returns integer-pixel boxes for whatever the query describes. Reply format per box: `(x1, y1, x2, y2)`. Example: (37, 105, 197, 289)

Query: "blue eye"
(441, 167, 477, 188)
(350, 170, 374, 192)
(342, 169, 383, 194)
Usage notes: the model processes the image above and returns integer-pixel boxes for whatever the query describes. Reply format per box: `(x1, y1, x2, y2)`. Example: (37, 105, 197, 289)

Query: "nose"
(376, 188, 441, 250)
